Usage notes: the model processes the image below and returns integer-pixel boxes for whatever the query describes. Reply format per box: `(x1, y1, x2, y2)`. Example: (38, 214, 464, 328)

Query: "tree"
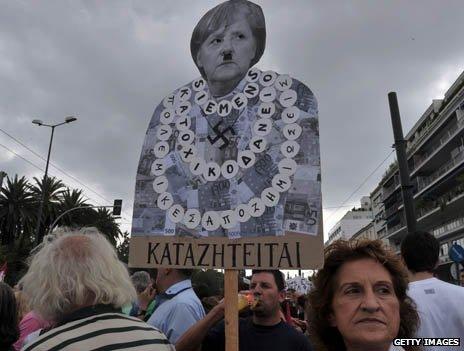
(0, 175, 35, 248)
(117, 231, 130, 264)
(55, 189, 92, 229)
(87, 207, 121, 247)
(29, 176, 66, 243)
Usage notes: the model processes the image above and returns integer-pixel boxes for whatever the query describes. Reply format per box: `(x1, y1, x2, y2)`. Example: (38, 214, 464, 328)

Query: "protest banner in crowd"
(129, 0, 323, 271)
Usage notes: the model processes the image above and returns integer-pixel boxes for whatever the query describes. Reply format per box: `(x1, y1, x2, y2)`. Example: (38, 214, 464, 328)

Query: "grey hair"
(131, 271, 151, 294)
(21, 229, 136, 321)
(190, 0, 266, 79)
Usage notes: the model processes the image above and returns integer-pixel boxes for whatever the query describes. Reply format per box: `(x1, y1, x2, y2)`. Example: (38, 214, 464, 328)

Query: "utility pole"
(388, 92, 417, 234)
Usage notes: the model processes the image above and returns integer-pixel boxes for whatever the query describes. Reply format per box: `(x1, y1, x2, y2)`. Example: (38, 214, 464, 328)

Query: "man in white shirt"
(401, 231, 464, 350)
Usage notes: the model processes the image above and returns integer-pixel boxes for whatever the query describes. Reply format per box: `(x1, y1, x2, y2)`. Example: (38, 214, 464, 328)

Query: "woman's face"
(196, 17, 256, 88)
(329, 258, 400, 350)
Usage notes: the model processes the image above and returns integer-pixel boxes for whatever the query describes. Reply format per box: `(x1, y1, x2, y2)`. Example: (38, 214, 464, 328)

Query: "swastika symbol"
(207, 121, 236, 149)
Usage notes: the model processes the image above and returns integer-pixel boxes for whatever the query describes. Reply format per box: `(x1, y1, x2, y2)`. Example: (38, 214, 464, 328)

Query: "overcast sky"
(1, 0, 463, 245)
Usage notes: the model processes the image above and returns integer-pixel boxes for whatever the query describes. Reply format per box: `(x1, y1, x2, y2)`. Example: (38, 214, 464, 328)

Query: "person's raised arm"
(175, 300, 225, 351)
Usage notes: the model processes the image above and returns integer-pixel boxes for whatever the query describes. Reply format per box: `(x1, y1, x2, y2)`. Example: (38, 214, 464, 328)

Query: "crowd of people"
(1, 227, 463, 350)
(1, 0, 464, 350)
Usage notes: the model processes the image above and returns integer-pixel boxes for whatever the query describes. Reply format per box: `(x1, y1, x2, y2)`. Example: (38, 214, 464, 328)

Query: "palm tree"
(0, 175, 35, 248)
(87, 207, 121, 247)
(29, 176, 66, 243)
(54, 188, 92, 229)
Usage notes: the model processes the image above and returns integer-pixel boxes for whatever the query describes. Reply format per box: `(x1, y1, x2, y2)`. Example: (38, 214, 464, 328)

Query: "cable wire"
(0, 134, 132, 222)
(325, 150, 395, 223)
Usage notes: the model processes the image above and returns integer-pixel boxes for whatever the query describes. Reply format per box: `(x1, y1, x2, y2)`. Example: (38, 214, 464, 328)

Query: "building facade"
(326, 196, 373, 245)
(378, 71, 464, 283)
(351, 221, 377, 241)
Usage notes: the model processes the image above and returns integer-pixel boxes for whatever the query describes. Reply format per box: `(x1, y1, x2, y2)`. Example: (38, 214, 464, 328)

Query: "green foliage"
(0, 174, 124, 284)
(117, 231, 130, 264)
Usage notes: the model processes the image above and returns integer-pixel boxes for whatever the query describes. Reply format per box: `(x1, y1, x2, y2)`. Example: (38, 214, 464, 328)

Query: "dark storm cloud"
(0, 0, 463, 234)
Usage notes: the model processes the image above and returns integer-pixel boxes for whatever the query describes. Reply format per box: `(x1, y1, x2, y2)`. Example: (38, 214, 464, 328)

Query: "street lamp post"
(32, 116, 77, 246)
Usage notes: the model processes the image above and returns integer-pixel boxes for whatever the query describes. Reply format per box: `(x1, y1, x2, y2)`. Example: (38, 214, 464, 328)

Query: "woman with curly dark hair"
(0, 281, 20, 351)
(308, 239, 420, 351)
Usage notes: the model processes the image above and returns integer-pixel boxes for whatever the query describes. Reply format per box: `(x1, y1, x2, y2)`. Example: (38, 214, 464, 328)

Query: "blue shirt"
(147, 279, 205, 343)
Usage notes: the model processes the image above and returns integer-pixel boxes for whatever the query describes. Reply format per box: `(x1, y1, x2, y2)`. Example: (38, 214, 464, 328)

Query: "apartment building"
(378, 71, 464, 282)
(326, 196, 373, 245)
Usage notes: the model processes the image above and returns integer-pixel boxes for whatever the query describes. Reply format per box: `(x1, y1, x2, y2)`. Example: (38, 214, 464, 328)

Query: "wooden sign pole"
(224, 269, 239, 351)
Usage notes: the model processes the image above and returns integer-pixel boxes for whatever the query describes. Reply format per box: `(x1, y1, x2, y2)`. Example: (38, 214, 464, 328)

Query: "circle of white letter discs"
(246, 67, 261, 83)
(281, 106, 300, 124)
(259, 70, 277, 87)
(192, 77, 206, 91)
(257, 102, 275, 119)
(168, 204, 185, 223)
(261, 187, 280, 207)
(220, 210, 237, 229)
(235, 204, 251, 223)
(253, 118, 272, 136)
(194, 90, 209, 106)
(281, 140, 300, 158)
(151, 159, 165, 176)
(272, 174, 291, 192)
(279, 89, 297, 107)
(175, 101, 191, 116)
(176, 87, 192, 102)
(248, 197, 266, 217)
(283, 123, 302, 141)
(179, 145, 197, 163)
(175, 116, 191, 131)
(259, 86, 276, 103)
(160, 109, 175, 124)
(203, 100, 217, 115)
(221, 160, 239, 179)
(189, 157, 206, 176)
(163, 94, 175, 108)
(153, 175, 169, 193)
(183, 208, 201, 229)
(231, 93, 248, 110)
(157, 192, 173, 210)
(202, 211, 221, 231)
(217, 100, 232, 117)
(154, 141, 170, 158)
(237, 150, 256, 169)
(244, 83, 259, 99)
(278, 158, 298, 176)
(249, 136, 267, 153)
(275, 75, 293, 91)
(203, 162, 221, 181)
(156, 125, 172, 141)
(178, 130, 195, 146)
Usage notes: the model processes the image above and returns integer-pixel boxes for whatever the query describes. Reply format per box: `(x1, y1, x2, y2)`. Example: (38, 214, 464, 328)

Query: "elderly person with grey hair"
(133, 0, 320, 239)
(129, 270, 154, 317)
(20, 229, 174, 351)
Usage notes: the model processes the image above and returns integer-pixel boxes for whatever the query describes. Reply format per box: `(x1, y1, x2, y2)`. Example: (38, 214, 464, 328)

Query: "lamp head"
(32, 119, 43, 126)
(65, 116, 77, 123)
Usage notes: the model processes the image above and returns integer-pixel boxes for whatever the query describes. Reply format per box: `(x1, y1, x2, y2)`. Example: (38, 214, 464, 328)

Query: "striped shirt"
(22, 305, 175, 351)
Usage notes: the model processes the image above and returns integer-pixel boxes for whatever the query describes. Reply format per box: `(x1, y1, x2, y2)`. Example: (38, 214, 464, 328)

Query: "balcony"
(383, 182, 401, 201)
(416, 183, 464, 219)
(411, 120, 464, 177)
(387, 222, 403, 236)
(416, 148, 464, 194)
(431, 215, 464, 240)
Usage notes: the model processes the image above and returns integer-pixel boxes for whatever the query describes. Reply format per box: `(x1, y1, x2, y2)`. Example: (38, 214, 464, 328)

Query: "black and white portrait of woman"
(132, 0, 321, 239)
